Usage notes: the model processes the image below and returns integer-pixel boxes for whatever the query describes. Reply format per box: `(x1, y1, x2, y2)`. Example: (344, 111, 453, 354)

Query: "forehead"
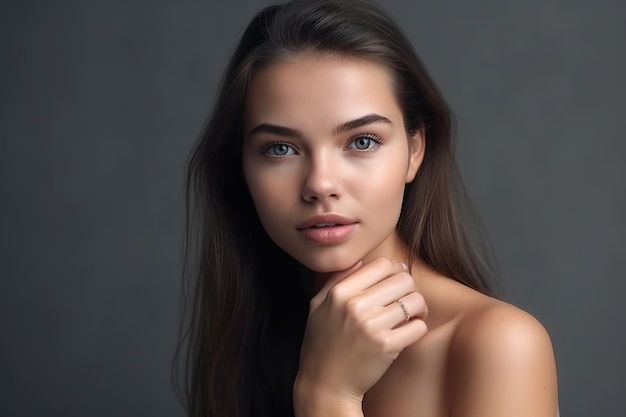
(243, 56, 403, 133)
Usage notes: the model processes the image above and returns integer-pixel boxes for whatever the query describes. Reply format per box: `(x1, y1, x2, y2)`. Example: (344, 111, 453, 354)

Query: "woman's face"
(242, 56, 424, 274)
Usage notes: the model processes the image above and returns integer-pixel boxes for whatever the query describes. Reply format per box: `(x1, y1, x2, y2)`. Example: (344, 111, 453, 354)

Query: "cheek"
(360, 161, 408, 206)
(348, 162, 407, 241)
(244, 165, 298, 228)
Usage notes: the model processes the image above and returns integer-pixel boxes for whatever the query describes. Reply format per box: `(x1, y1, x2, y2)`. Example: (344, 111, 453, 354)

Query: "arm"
(448, 305, 559, 417)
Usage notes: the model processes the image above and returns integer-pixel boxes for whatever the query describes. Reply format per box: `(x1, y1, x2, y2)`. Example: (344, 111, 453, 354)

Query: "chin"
(293, 251, 363, 274)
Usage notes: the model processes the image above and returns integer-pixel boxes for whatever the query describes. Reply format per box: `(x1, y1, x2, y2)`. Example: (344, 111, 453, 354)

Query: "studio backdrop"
(1, 1, 624, 416)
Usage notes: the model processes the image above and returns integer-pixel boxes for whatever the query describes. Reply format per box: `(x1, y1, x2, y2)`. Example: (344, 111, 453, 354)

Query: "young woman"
(176, 1, 559, 416)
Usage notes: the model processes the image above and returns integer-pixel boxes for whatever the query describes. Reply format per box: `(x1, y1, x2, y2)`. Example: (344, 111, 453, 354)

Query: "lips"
(310, 222, 338, 228)
(296, 214, 356, 230)
(297, 214, 357, 244)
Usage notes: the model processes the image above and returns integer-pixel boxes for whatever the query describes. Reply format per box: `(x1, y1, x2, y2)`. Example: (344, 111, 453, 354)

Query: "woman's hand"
(294, 257, 428, 416)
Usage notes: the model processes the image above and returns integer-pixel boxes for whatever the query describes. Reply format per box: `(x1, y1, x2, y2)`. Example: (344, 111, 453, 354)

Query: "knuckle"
(326, 284, 349, 305)
(415, 293, 428, 317)
(372, 256, 394, 270)
(412, 291, 425, 306)
(358, 317, 378, 337)
(374, 334, 397, 357)
(398, 271, 416, 288)
(409, 292, 428, 317)
(345, 296, 366, 317)
(413, 319, 428, 337)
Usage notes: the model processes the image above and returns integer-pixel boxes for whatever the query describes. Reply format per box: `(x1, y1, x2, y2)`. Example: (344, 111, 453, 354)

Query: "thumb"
(309, 260, 363, 313)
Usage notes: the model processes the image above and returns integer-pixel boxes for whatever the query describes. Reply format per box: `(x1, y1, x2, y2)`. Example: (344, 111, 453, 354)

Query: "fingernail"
(400, 262, 408, 271)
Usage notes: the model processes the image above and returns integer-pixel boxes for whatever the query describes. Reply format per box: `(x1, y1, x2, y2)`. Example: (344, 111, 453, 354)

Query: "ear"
(405, 127, 425, 183)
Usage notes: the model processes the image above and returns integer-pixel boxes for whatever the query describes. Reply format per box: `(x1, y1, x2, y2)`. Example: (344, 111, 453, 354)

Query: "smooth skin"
(242, 56, 559, 417)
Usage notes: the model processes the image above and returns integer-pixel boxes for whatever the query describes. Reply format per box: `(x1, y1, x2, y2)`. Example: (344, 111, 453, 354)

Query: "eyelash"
(263, 142, 295, 158)
(261, 133, 384, 158)
(346, 133, 383, 152)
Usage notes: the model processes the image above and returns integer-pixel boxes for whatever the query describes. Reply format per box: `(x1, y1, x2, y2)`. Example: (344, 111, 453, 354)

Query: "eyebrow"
(333, 114, 392, 135)
(247, 113, 392, 138)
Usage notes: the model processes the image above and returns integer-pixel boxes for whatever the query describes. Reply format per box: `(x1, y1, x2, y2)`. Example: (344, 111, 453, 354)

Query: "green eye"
(265, 143, 295, 156)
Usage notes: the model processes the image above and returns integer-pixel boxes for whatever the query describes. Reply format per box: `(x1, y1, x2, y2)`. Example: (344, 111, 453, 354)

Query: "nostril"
(301, 162, 341, 201)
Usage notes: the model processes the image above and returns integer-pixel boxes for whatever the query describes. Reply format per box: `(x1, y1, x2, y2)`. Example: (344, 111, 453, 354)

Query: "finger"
(397, 291, 428, 321)
(390, 318, 428, 348)
(325, 260, 364, 292)
(336, 257, 409, 294)
(354, 271, 416, 310)
(366, 291, 428, 330)
(310, 260, 363, 312)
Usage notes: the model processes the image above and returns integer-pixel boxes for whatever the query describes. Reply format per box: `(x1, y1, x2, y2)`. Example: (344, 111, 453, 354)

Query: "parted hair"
(174, 1, 500, 416)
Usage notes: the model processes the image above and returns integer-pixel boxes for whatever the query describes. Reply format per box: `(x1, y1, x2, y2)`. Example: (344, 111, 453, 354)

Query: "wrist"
(293, 375, 364, 417)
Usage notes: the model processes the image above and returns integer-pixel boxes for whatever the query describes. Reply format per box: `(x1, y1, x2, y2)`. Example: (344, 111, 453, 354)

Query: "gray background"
(1, 1, 624, 416)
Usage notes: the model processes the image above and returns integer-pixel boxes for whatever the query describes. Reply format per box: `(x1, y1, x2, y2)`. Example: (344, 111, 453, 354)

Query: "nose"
(301, 154, 341, 202)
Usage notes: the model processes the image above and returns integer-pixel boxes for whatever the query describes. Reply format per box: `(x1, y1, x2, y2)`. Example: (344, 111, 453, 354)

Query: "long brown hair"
(174, 1, 500, 416)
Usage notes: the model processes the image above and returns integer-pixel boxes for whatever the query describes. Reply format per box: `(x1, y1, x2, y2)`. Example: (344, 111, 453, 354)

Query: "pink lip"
(296, 213, 356, 229)
(299, 224, 355, 244)
(297, 214, 357, 244)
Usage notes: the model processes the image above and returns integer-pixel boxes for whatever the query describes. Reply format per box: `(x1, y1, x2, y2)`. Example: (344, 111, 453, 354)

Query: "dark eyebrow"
(248, 124, 303, 138)
(333, 114, 392, 135)
(247, 114, 391, 139)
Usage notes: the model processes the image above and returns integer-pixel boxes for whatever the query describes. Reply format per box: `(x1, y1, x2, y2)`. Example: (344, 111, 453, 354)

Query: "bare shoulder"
(452, 300, 554, 361)
(447, 300, 559, 417)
